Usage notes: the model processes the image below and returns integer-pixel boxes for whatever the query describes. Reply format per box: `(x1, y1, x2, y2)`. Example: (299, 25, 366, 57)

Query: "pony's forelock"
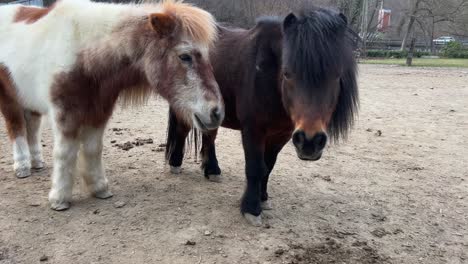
(141, 0, 217, 47)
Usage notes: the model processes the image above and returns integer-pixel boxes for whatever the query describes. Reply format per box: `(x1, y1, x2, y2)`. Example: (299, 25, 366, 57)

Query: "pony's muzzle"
(193, 106, 224, 131)
(210, 106, 222, 125)
(292, 130, 327, 161)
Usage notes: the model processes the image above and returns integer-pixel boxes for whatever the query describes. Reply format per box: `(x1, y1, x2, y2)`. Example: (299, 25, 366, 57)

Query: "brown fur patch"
(291, 107, 327, 137)
(13, 5, 54, 24)
(51, 54, 148, 138)
(0, 64, 26, 140)
(194, 55, 219, 102)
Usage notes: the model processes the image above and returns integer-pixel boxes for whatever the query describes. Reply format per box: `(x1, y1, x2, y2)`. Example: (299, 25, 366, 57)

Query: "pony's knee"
(81, 141, 103, 156)
(53, 141, 78, 162)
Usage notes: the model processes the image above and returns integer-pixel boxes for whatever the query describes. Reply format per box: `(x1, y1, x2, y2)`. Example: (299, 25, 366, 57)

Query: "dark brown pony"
(165, 7, 359, 225)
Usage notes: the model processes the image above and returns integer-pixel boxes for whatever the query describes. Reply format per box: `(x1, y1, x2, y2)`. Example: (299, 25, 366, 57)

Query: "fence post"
(406, 37, 416, 66)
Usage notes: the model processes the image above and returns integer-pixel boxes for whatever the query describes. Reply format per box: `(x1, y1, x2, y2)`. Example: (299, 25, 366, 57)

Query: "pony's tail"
(165, 108, 202, 164)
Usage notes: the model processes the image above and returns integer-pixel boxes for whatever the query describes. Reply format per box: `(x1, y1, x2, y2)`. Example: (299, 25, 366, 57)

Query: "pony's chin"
(296, 151, 322, 161)
(192, 114, 218, 132)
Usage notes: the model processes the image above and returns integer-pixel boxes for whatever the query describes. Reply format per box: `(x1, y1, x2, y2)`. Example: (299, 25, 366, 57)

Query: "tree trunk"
(401, 0, 421, 51)
(430, 18, 436, 55)
(401, 16, 416, 50)
(406, 37, 417, 66)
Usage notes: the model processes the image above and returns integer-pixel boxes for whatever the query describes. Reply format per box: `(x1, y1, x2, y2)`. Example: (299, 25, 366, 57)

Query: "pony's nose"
(210, 106, 222, 124)
(312, 132, 327, 151)
(292, 130, 306, 148)
(292, 130, 327, 160)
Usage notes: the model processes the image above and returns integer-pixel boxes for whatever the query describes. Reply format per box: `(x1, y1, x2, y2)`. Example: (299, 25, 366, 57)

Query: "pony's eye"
(179, 54, 192, 63)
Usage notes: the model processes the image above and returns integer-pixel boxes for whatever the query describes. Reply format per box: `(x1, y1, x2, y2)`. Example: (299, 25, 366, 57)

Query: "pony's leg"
(241, 127, 266, 226)
(48, 121, 80, 211)
(201, 129, 222, 182)
(24, 110, 44, 170)
(77, 126, 112, 199)
(261, 138, 289, 210)
(166, 108, 190, 174)
(0, 83, 31, 177)
(12, 128, 31, 178)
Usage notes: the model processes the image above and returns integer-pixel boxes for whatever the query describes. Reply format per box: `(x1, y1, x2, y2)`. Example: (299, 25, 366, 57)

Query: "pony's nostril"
(313, 132, 327, 150)
(292, 131, 306, 147)
(210, 107, 221, 123)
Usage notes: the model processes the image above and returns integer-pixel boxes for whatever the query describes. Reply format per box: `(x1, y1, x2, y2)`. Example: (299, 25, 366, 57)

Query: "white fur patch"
(48, 120, 80, 209)
(77, 127, 110, 197)
(13, 137, 31, 178)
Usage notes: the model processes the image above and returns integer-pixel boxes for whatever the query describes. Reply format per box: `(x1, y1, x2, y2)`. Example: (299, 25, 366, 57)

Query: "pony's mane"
(283, 8, 354, 89)
(283, 7, 359, 142)
(150, 0, 217, 46)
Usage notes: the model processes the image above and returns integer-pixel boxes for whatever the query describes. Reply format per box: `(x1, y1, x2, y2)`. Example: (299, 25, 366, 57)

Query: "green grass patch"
(360, 58, 468, 68)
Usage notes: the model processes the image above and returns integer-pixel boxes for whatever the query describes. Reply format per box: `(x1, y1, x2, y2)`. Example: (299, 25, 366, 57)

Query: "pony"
(165, 8, 359, 226)
(0, 0, 224, 211)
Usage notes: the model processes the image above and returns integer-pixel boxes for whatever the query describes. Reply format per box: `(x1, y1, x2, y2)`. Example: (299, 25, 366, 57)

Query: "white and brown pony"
(0, 0, 224, 210)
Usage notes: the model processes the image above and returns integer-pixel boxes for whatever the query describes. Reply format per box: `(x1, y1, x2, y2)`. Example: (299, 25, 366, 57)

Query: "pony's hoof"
(15, 168, 31, 178)
(50, 201, 70, 211)
(170, 166, 182, 174)
(261, 200, 273, 210)
(244, 213, 262, 227)
(207, 174, 222, 183)
(94, 190, 113, 199)
(31, 160, 45, 170)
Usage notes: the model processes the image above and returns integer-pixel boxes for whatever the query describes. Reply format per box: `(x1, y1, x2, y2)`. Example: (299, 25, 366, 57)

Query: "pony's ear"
(283, 13, 298, 30)
(149, 13, 176, 37)
(339, 13, 348, 25)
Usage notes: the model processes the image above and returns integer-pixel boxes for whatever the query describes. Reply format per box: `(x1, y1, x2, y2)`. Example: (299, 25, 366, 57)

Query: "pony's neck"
(80, 46, 149, 104)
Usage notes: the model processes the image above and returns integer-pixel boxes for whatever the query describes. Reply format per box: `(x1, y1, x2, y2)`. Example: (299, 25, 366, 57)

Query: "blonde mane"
(148, 0, 217, 46)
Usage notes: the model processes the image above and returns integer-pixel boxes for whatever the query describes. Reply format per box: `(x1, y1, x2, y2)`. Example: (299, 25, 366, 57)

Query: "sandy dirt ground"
(0, 64, 467, 264)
